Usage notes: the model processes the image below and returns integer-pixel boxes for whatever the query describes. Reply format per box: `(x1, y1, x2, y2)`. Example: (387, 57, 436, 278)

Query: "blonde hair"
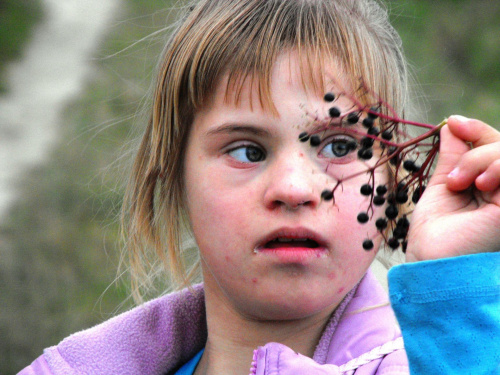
(122, 0, 410, 301)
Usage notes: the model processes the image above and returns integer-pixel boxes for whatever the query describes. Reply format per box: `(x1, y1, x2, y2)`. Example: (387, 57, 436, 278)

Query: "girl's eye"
(320, 137, 357, 159)
(228, 145, 266, 163)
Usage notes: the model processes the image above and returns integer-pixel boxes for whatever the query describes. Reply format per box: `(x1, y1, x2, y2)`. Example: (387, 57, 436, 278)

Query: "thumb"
(428, 123, 470, 188)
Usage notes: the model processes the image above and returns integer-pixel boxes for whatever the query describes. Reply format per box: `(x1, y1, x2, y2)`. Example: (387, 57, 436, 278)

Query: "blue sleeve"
(388, 252, 500, 374)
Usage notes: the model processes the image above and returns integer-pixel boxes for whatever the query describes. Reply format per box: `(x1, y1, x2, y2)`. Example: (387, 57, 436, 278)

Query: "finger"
(475, 159, 500, 192)
(447, 115, 500, 147)
(428, 124, 469, 187)
(446, 143, 500, 191)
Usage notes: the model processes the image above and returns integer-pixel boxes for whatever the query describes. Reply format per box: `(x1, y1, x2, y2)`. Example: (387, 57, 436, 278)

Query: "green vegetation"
(1, 0, 498, 373)
(0, 0, 43, 92)
(388, 0, 500, 126)
(0, 1, 178, 372)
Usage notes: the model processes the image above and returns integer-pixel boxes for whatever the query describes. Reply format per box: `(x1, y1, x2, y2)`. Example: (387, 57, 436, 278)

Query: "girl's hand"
(406, 116, 500, 262)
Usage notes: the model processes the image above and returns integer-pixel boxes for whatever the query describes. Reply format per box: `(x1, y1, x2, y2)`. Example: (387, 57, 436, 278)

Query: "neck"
(194, 285, 337, 375)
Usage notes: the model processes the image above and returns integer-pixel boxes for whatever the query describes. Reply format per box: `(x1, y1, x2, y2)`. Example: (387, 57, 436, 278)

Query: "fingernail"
(448, 167, 459, 179)
(451, 115, 470, 123)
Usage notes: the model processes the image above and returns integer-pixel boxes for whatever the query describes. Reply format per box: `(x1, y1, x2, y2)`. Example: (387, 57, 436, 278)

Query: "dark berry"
(403, 160, 415, 171)
(375, 218, 388, 230)
(357, 212, 369, 224)
(401, 241, 408, 253)
(397, 182, 408, 193)
(347, 141, 358, 151)
(360, 184, 373, 196)
(357, 148, 373, 160)
(329, 106, 341, 118)
(412, 185, 426, 204)
(373, 195, 386, 206)
(385, 204, 399, 220)
(388, 147, 399, 166)
(324, 92, 335, 102)
(396, 216, 410, 228)
(321, 189, 334, 201)
(387, 193, 396, 204)
(368, 107, 379, 119)
(393, 225, 408, 240)
(387, 237, 400, 250)
(367, 126, 380, 136)
(298, 132, 310, 142)
(363, 239, 374, 251)
(403, 160, 420, 173)
(362, 117, 374, 128)
(360, 137, 374, 148)
(376, 185, 388, 196)
(395, 190, 408, 204)
(381, 130, 393, 140)
(388, 146, 398, 155)
(310, 135, 321, 147)
(347, 112, 360, 124)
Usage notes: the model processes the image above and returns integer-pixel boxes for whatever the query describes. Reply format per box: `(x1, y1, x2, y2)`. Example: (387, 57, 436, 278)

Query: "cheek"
(326, 178, 387, 255)
(186, 175, 256, 252)
(333, 185, 383, 223)
(190, 177, 254, 221)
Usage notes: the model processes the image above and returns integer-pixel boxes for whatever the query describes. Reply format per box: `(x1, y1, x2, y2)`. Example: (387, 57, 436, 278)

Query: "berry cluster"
(300, 86, 445, 252)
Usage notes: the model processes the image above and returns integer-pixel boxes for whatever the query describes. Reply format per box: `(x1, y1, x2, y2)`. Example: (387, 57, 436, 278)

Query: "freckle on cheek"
(225, 255, 231, 262)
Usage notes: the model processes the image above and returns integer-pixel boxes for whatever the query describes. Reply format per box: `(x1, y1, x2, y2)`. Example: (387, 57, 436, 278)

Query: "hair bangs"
(185, 0, 352, 116)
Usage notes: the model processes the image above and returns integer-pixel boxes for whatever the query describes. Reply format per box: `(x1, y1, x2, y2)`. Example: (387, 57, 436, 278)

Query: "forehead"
(205, 51, 351, 117)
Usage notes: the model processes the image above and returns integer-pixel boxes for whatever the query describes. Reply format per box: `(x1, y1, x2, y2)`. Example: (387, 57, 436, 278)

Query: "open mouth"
(264, 237, 320, 249)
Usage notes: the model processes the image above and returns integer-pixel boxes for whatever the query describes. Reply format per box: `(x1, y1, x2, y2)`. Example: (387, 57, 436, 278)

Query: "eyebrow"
(307, 118, 344, 135)
(205, 123, 272, 138)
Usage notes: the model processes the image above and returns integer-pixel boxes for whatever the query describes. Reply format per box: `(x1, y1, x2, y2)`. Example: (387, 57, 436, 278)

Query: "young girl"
(20, 0, 500, 374)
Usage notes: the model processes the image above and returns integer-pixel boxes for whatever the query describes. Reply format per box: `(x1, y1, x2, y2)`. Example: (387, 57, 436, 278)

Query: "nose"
(263, 151, 320, 211)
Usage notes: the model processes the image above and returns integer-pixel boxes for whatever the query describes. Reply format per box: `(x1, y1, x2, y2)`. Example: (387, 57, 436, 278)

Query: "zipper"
(249, 348, 258, 375)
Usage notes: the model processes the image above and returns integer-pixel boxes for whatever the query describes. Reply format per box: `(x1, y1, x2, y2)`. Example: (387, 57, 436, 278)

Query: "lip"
(255, 227, 329, 262)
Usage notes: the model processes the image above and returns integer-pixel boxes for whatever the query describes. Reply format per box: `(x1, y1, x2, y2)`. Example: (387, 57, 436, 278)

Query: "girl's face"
(184, 52, 387, 321)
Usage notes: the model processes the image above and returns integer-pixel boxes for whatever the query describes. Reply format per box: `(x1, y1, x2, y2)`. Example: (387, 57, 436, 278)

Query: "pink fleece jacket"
(18, 271, 408, 375)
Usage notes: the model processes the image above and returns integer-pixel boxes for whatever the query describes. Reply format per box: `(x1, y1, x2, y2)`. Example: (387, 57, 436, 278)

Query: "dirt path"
(0, 0, 120, 219)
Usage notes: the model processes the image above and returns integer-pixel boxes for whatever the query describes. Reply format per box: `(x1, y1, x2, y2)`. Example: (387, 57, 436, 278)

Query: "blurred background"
(0, 0, 498, 372)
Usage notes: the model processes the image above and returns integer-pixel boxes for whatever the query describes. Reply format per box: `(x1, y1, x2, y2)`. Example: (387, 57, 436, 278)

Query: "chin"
(241, 286, 343, 321)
